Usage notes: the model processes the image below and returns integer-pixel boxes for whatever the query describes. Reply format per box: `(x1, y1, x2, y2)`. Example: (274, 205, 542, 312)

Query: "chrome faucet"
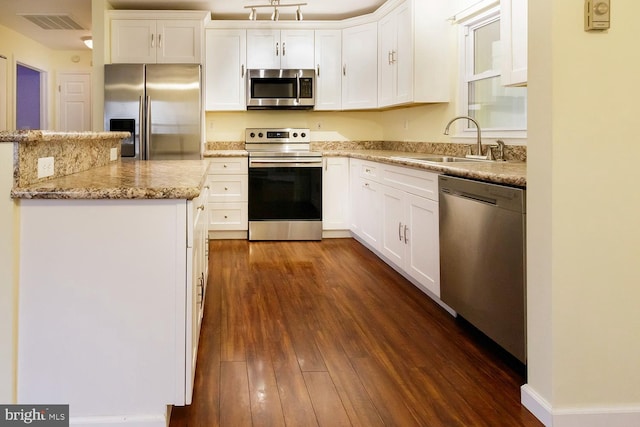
(443, 116, 486, 159)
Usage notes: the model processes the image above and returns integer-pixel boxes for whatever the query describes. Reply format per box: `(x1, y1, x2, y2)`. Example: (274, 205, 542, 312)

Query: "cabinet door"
(157, 20, 202, 64)
(205, 29, 247, 111)
(500, 0, 528, 86)
(111, 19, 157, 63)
(322, 157, 350, 230)
(377, 10, 397, 107)
(405, 193, 440, 297)
(314, 30, 342, 110)
(280, 30, 315, 69)
(394, 1, 414, 104)
(246, 30, 280, 69)
(357, 176, 382, 250)
(349, 159, 363, 233)
(378, 0, 413, 107)
(380, 184, 405, 269)
(342, 22, 378, 110)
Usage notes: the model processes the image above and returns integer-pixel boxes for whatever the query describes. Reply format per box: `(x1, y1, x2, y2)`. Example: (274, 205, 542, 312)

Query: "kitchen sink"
(390, 155, 493, 163)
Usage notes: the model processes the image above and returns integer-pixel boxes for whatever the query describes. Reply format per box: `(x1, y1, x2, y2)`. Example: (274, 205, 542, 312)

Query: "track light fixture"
(244, 0, 307, 21)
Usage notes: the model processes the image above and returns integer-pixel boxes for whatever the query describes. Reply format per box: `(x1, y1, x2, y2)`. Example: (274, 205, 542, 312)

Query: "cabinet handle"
(224, 187, 228, 191)
(158, 34, 162, 48)
(282, 42, 286, 56)
(398, 222, 403, 241)
(223, 164, 227, 168)
(404, 225, 408, 244)
(324, 158, 327, 171)
(224, 215, 228, 219)
(392, 50, 397, 64)
(204, 185, 210, 190)
(364, 182, 369, 188)
(198, 205, 205, 211)
(151, 33, 155, 48)
(388, 50, 393, 65)
(316, 64, 320, 76)
(241, 64, 245, 78)
(276, 42, 279, 56)
(343, 64, 346, 76)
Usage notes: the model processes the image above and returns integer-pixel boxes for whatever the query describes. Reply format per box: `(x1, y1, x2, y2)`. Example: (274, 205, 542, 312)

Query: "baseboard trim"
(522, 384, 640, 427)
(521, 384, 553, 426)
(70, 414, 166, 427)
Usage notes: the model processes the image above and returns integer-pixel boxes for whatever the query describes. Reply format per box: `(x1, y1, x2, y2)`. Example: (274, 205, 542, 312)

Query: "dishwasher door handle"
(441, 188, 497, 206)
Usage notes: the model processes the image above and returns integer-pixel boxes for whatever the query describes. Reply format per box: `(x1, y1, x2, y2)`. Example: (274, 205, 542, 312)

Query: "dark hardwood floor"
(170, 238, 542, 427)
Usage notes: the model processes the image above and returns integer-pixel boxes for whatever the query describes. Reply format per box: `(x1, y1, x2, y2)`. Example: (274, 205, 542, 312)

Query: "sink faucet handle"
(465, 144, 473, 156)
(495, 139, 506, 161)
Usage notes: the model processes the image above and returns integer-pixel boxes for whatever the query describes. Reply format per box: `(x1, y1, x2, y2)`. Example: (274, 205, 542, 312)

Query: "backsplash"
(206, 140, 527, 162)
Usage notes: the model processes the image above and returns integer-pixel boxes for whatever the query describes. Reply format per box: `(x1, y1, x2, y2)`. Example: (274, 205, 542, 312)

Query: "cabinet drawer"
(208, 157, 248, 174)
(358, 160, 379, 181)
(208, 175, 248, 202)
(208, 202, 248, 230)
(382, 163, 439, 201)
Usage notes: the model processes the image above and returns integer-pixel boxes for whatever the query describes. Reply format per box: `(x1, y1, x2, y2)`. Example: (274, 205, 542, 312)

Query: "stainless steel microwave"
(247, 69, 315, 109)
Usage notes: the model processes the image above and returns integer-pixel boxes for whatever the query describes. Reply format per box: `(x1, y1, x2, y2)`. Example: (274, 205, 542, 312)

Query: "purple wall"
(16, 64, 41, 130)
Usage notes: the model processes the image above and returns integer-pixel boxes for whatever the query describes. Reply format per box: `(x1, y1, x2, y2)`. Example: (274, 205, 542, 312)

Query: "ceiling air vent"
(19, 14, 86, 30)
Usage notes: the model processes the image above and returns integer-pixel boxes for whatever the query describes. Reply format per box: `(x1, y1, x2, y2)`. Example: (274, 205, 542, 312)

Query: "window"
(459, 7, 527, 137)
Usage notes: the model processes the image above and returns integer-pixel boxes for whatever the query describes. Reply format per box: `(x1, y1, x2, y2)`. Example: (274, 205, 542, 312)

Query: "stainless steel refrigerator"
(104, 64, 202, 160)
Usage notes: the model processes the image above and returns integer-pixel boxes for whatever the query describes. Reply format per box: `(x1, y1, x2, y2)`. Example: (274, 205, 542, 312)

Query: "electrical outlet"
(110, 147, 118, 161)
(403, 120, 410, 130)
(37, 157, 55, 178)
(315, 121, 322, 130)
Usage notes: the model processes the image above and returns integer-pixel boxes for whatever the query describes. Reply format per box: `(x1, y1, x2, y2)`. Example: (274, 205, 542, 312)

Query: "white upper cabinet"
(205, 29, 247, 111)
(500, 0, 528, 86)
(378, 0, 450, 108)
(246, 29, 314, 69)
(314, 29, 342, 111)
(342, 22, 378, 110)
(110, 11, 209, 64)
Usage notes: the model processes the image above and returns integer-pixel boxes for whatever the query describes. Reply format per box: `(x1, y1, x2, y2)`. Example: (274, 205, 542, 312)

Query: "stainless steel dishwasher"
(439, 175, 526, 363)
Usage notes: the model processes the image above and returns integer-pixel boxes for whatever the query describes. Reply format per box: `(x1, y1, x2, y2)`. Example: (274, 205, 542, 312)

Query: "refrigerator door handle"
(138, 95, 145, 160)
(144, 95, 151, 160)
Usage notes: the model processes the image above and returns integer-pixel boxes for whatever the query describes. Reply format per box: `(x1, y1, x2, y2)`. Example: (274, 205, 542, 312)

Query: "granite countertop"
(204, 148, 526, 187)
(11, 160, 211, 200)
(0, 130, 131, 143)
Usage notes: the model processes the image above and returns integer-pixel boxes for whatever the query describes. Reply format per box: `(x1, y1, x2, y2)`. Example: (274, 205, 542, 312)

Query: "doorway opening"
(16, 63, 46, 129)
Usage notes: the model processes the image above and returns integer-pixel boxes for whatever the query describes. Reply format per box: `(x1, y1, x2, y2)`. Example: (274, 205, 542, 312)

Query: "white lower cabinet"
(322, 157, 350, 233)
(349, 158, 383, 251)
(18, 185, 209, 425)
(207, 157, 248, 238)
(381, 185, 440, 297)
(350, 158, 441, 299)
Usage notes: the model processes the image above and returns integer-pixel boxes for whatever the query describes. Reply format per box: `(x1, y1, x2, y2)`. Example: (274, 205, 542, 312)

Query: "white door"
(58, 72, 92, 131)
(0, 55, 7, 130)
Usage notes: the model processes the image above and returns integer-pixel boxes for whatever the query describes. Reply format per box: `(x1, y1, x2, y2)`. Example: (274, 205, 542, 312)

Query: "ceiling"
(0, 0, 387, 51)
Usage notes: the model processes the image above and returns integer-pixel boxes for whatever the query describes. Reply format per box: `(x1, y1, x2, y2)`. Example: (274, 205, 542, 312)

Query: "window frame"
(456, 6, 527, 140)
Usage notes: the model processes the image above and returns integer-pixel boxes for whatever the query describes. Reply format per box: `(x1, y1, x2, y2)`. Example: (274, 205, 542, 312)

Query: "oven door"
(248, 157, 322, 240)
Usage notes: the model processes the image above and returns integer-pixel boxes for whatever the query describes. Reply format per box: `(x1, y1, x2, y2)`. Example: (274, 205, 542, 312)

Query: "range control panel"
(245, 128, 310, 143)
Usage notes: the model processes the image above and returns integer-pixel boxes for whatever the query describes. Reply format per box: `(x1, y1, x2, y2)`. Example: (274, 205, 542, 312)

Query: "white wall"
(527, 0, 640, 424)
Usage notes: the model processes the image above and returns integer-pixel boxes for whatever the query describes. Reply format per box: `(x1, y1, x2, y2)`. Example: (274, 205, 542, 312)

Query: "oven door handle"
(296, 72, 301, 105)
(250, 158, 322, 168)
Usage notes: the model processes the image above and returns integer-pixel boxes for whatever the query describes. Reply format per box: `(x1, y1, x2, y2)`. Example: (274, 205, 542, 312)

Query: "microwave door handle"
(296, 72, 301, 105)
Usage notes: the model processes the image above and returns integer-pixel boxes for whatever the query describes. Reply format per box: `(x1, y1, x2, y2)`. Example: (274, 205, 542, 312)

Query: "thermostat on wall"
(585, 0, 610, 31)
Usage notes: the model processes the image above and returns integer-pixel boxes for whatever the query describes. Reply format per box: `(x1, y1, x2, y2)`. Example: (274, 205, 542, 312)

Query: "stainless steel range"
(246, 128, 323, 241)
